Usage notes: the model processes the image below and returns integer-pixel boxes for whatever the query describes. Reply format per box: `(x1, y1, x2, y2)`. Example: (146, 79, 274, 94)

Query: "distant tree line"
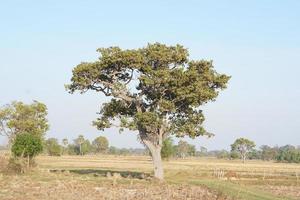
(162, 137, 300, 163)
(44, 135, 109, 156)
(201, 140, 300, 164)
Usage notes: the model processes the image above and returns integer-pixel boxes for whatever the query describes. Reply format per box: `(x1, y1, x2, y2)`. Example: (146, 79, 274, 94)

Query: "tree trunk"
(151, 147, 164, 180)
(242, 153, 246, 163)
(144, 141, 164, 180)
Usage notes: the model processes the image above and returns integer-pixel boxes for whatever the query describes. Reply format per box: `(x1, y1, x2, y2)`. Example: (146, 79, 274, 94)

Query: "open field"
(1, 154, 300, 200)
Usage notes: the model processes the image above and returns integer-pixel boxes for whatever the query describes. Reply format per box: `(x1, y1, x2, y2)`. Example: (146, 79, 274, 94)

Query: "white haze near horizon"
(1, 1, 300, 151)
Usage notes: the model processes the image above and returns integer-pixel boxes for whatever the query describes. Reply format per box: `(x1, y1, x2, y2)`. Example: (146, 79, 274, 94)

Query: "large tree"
(66, 43, 230, 179)
(0, 101, 49, 143)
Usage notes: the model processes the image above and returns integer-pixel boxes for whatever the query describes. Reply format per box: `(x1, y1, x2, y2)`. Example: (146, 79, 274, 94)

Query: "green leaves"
(135, 112, 162, 133)
(67, 43, 230, 140)
(231, 138, 256, 151)
(11, 133, 43, 158)
(0, 101, 49, 142)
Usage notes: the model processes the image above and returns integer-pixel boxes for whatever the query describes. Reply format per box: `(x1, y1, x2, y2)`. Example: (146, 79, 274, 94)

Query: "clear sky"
(1, 0, 299, 150)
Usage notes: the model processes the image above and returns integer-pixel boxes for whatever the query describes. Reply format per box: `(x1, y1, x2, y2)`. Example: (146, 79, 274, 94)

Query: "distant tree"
(66, 144, 77, 155)
(62, 138, 68, 155)
(108, 146, 118, 155)
(0, 101, 49, 143)
(247, 149, 262, 160)
(161, 137, 174, 160)
(276, 145, 300, 163)
(119, 148, 130, 155)
(188, 144, 196, 156)
(66, 43, 230, 179)
(11, 133, 43, 167)
(45, 138, 62, 156)
(175, 140, 192, 158)
(74, 135, 85, 155)
(231, 138, 255, 163)
(81, 139, 92, 155)
(92, 136, 109, 153)
(216, 150, 230, 159)
(197, 146, 208, 157)
(260, 145, 278, 161)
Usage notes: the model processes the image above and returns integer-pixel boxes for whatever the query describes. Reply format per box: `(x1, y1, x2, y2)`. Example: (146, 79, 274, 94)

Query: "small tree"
(231, 138, 255, 163)
(81, 139, 92, 155)
(45, 138, 62, 156)
(161, 137, 174, 160)
(92, 136, 109, 153)
(11, 133, 43, 168)
(62, 138, 68, 155)
(66, 43, 230, 179)
(175, 140, 192, 158)
(74, 135, 85, 155)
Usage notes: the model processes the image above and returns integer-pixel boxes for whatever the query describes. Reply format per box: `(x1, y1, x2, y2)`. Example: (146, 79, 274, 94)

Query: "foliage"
(196, 146, 208, 157)
(260, 145, 278, 161)
(231, 138, 255, 162)
(108, 146, 118, 154)
(81, 140, 92, 155)
(276, 145, 300, 163)
(10, 133, 43, 171)
(107, 146, 147, 155)
(66, 43, 230, 179)
(45, 138, 62, 156)
(215, 150, 230, 159)
(62, 138, 69, 155)
(66, 144, 78, 155)
(161, 137, 174, 160)
(174, 140, 196, 158)
(92, 136, 109, 153)
(11, 133, 43, 159)
(247, 149, 262, 160)
(72, 135, 92, 155)
(0, 101, 49, 142)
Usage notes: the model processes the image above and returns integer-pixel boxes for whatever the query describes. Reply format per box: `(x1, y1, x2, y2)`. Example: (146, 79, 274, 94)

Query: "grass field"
(1, 153, 300, 200)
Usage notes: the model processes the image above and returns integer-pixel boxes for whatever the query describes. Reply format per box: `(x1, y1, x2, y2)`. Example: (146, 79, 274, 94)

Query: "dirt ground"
(0, 173, 228, 200)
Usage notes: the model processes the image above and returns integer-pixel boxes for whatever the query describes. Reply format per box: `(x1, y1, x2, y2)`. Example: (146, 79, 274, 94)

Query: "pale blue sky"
(0, 0, 299, 150)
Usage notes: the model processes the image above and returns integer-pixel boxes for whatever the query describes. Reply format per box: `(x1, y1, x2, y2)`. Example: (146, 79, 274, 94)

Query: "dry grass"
(1, 154, 300, 199)
(0, 172, 227, 200)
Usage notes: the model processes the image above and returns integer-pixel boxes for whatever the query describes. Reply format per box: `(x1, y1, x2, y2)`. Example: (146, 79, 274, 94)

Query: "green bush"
(11, 133, 43, 160)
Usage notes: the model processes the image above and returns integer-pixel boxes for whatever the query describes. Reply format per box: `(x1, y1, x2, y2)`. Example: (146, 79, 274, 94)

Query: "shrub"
(7, 157, 26, 173)
(11, 133, 43, 168)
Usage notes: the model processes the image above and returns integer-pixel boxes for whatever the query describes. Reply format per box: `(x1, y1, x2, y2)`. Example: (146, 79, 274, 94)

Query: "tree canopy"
(11, 133, 43, 159)
(231, 138, 255, 163)
(92, 136, 109, 153)
(0, 101, 49, 142)
(67, 43, 230, 179)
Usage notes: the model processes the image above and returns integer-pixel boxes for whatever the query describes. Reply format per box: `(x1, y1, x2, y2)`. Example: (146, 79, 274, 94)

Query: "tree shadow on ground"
(50, 168, 151, 179)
